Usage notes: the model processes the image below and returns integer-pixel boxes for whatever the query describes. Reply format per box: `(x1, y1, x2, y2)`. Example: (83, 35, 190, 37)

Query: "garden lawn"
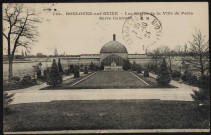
(72, 71, 148, 89)
(3, 100, 210, 132)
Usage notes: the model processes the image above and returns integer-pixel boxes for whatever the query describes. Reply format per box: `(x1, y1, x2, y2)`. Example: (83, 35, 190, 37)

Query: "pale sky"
(3, 2, 209, 55)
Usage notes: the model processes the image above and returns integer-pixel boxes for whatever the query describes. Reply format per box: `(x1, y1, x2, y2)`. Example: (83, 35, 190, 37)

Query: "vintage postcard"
(2, 2, 210, 134)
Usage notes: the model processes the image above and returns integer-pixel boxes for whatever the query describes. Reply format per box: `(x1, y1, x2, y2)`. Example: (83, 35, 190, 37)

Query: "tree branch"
(3, 32, 8, 39)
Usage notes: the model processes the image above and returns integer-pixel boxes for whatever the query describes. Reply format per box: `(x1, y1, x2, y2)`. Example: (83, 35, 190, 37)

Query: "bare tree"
(174, 45, 183, 56)
(185, 30, 209, 76)
(150, 48, 162, 65)
(160, 46, 174, 73)
(3, 4, 41, 80)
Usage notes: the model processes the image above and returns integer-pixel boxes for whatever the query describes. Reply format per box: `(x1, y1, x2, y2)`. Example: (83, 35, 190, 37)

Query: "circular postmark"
(122, 12, 162, 52)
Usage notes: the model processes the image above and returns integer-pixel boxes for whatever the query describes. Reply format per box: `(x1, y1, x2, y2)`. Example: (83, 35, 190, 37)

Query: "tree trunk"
(199, 54, 204, 76)
(8, 56, 13, 81)
(201, 68, 204, 76)
(169, 57, 172, 74)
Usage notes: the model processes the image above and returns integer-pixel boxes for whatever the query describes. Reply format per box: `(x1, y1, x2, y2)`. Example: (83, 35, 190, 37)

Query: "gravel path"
(7, 72, 198, 104)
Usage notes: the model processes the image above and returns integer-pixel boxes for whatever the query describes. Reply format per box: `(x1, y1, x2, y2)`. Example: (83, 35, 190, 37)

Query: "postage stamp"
(122, 12, 163, 51)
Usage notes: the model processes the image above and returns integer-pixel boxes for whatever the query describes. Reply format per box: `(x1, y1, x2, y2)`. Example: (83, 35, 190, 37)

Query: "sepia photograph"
(2, 2, 210, 134)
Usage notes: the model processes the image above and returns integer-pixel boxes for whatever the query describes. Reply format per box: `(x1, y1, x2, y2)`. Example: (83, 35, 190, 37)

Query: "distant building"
(62, 34, 148, 67)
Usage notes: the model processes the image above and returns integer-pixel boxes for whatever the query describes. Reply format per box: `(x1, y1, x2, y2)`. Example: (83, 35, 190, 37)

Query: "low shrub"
(10, 76, 21, 82)
(21, 75, 36, 86)
(181, 70, 192, 82)
(144, 70, 149, 77)
(3, 78, 8, 83)
(4, 76, 37, 90)
(84, 66, 88, 74)
(131, 61, 138, 71)
(148, 63, 159, 74)
(100, 62, 104, 70)
(172, 70, 181, 78)
(191, 75, 210, 107)
(3, 81, 20, 90)
(123, 59, 131, 70)
(188, 75, 198, 85)
(94, 66, 100, 71)
(23, 75, 31, 81)
(3, 91, 14, 113)
(37, 70, 42, 79)
(74, 66, 80, 78)
(69, 65, 75, 74)
(64, 69, 71, 75)
(137, 65, 142, 73)
(181, 71, 199, 85)
(44, 68, 50, 78)
(38, 76, 46, 82)
(173, 77, 180, 81)
(197, 75, 210, 89)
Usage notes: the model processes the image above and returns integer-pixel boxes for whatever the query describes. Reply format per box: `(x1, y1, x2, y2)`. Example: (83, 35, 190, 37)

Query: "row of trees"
(148, 30, 209, 76)
(63, 62, 102, 75)
(44, 59, 93, 86)
(149, 30, 210, 107)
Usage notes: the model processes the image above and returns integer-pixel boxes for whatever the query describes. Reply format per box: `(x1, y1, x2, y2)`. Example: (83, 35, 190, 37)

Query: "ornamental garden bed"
(42, 71, 176, 90)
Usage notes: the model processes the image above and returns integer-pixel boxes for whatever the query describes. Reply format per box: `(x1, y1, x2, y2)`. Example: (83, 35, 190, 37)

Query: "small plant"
(84, 66, 88, 74)
(123, 59, 131, 70)
(172, 70, 181, 78)
(148, 63, 159, 74)
(37, 70, 41, 79)
(3, 91, 15, 113)
(181, 70, 192, 82)
(74, 65, 80, 78)
(188, 75, 198, 85)
(89, 62, 94, 71)
(100, 62, 104, 70)
(69, 64, 75, 74)
(191, 75, 210, 107)
(10, 76, 20, 82)
(137, 65, 142, 73)
(21, 75, 36, 86)
(43, 68, 50, 79)
(197, 75, 210, 88)
(144, 70, 149, 77)
(173, 77, 180, 81)
(64, 69, 71, 75)
(131, 61, 137, 71)
(94, 66, 99, 71)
